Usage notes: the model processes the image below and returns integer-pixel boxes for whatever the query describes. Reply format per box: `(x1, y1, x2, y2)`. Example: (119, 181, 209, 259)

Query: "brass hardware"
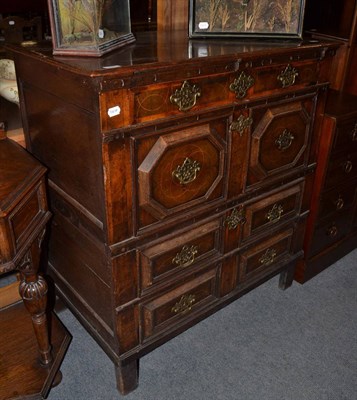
(172, 157, 201, 185)
(351, 122, 357, 141)
(276, 129, 295, 150)
(229, 71, 255, 99)
(230, 115, 253, 136)
(327, 225, 338, 237)
(266, 203, 284, 223)
(259, 248, 277, 266)
(335, 196, 344, 210)
(170, 81, 201, 112)
(171, 294, 196, 314)
(225, 207, 246, 230)
(343, 160, 353, 173)
(277, 64, 299, 88)
(172, 245, 199, 268)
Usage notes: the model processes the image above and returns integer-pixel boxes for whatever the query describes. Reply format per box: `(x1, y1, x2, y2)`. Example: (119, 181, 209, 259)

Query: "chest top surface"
(8, 30, 339, 78)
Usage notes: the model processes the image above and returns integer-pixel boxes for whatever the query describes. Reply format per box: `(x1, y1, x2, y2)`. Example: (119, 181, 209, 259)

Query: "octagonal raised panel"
(138, 122, 226, 221)
(250, 100, 311, 183)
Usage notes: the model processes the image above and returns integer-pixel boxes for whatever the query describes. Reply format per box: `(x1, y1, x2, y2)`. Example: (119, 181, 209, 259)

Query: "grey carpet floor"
(49, 249, 357, 400)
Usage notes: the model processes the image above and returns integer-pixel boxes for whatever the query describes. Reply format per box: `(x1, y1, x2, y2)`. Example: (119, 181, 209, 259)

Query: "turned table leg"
(115, 359, 139, 395)
(18, 233, 52, 366)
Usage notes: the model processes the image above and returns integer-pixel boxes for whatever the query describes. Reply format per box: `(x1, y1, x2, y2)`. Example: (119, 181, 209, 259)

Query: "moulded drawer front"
(100, 75, 233, 129)
(250, 61, 318, 97)
(247, 98, 313, 185)
(139, 218, 222, 291)
(318, 181, 357, 222)
(309, 211, 353, 257)
(136, 119, 228, 229)
(333, 118, 357, 153)
(324, 152, 357, 190)
(243, 182, 303, 240)
(141, 268, 218, 341)
(7, 183, 47, 258)
(239, 228, 294, 283)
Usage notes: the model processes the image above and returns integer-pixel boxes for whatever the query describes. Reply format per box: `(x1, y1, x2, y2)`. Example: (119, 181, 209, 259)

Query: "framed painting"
(189, 0, 306, 40)
(47, 0, 136, 57)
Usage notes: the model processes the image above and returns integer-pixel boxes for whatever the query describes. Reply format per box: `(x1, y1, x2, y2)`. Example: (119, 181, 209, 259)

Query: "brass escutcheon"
(327, 225, 338, 237)
(225, 207, 246, 230)
(172, 157, 201, 185)
(172, 245, 199, 268)
(277, 64, 299, 88)
(343, 160, 353, 174)
(229, 71, 255, 99)
(170, 81, 201, 112)
(259, 248, 277, 266)
(266, 203, 284, 223)
(335, 195, 344, 210)
(171, 294, 196, 314)
(351, 122, 357, 141)
(276, 129, 295, 151)
(230, 114, 253, 136)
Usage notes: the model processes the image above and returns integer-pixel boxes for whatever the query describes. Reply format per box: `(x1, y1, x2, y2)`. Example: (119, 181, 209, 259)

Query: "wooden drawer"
(247, 97, 314, 186)
(324, 152, 357, 190)
(136, 118, 228, 229)
(309, 211, 354, 257)
(0, 182, 47, 264)
(238, 228, 294, 284)
(141, 268, 218, 341)
(332, 118, 357, 154)
(318, 181, 357, 222)
(242, 182, 303, 240)
(138, 218, 222, 292)
(100, 60, 318, 131)
(101, 75, 234, 129)
(247, 60, 318, 98)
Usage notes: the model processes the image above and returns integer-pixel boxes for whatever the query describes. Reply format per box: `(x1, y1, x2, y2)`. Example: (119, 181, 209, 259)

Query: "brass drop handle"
(277, 64, 299, 88)
(172, 245, 198, 268)
(266, 203, 284, 223)
(170, 81, 201, 112)
(172, 157, 201, 185)
(343, 160, 353, 174)
(229, 71, 255, 99)
(171, 294, 196, 314)
(276, 129, 295, 151)
(327, 225, 338, 237)
(259, 248, 277, 266)
(335, 196, 344, 210)
(351, 123, 357, 141)
(225, 207, 246, 230)
(229, 115, 253, 136)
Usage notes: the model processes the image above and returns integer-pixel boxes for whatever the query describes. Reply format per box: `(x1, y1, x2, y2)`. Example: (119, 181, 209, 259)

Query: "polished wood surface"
(0, 302, 71, 400)
(295, 89, 357, 282)
(0, 136, 71, 399)
(8, 31, 339, 395)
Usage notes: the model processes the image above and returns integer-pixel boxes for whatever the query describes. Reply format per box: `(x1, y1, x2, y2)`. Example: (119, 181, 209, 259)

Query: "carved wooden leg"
(279, 262, 296, 290)
(115, 359, 139, 395)
(18, 234, 52, 366)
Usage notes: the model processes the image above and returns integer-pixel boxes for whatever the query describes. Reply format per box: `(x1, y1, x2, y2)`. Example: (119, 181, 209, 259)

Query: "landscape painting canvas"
(189, 0, 306, 39)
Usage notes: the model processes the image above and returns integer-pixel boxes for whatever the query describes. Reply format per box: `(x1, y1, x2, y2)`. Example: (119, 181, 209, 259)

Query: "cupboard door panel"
(136, 118, 228, 227)
(248, 98, 313, 185)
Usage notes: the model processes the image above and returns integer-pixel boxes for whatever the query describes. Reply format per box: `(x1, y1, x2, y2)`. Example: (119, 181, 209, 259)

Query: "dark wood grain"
(7, 31, 340, 395)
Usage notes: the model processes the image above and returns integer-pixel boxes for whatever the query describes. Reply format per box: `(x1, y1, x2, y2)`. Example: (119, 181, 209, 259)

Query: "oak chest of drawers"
(9, 31, 338, 395)
(295, 89, 357, 282)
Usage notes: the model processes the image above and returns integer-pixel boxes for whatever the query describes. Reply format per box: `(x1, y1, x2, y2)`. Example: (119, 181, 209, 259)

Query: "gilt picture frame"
(189, 0, 306, 40)
(47, 0, 135, 57)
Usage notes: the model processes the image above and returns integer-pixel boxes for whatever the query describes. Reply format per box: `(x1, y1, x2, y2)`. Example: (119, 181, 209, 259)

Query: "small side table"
(0, 136, 71, 399)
